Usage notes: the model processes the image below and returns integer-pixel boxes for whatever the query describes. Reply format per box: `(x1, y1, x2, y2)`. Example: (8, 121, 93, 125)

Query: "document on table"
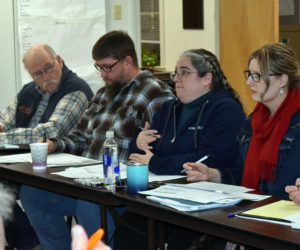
(139, 182, 271, 211)
(236, 200, 300, 228)
(0, 152, 100, 167)
(147, 195, 241, 212)
(160, 182, 270, 201)
(53, 163, 184, 182)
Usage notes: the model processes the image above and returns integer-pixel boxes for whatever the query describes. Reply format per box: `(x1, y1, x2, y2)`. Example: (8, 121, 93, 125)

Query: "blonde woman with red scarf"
(184, 42, 300, 199)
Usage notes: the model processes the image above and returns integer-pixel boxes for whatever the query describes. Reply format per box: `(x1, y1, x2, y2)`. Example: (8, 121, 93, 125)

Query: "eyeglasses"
(244, 70, 282, 82)
(170, 71, 198, 80)
(94, 59, 121, 73)
(31, 61, 56, 80)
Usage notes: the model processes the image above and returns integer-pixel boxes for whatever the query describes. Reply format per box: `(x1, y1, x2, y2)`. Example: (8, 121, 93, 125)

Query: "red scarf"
(242, 88, 300, 189)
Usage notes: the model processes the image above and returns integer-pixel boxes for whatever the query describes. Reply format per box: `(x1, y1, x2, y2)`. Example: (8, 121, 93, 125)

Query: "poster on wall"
(17, 0, 106, 93)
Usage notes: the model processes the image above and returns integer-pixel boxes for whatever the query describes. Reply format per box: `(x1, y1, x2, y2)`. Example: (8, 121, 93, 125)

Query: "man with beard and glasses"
(0, 44, 93, 250)
(19, 30, 174, 250)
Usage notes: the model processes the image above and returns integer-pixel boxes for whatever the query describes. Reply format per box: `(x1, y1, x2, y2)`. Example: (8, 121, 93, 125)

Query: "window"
(140, 0, 160, 68)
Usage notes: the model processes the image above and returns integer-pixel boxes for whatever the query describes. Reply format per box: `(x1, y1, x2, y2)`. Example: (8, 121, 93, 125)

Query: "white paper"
(183, 181, 254, 193)
(0, 152, 100, 167)
(53, 163, 185, 183)
(285, 212, 300, 229)
(139, 185, 232, 204)
(17, 0, 106, 91)
(147, 196, 242, 212)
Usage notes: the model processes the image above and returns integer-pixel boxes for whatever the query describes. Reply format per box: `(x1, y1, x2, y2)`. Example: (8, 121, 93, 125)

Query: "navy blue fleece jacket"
(129, 89, 245, 185)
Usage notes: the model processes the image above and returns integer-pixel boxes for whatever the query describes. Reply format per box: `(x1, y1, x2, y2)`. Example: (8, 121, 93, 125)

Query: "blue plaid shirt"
(0, 88, 89, 144)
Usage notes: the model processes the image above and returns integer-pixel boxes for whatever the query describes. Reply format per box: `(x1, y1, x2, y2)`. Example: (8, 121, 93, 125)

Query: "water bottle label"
(103, 154, 111, 166)
(103, 154, 111, 178)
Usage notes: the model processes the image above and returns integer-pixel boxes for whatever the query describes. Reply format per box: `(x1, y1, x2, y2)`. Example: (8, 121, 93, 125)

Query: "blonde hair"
(248, 42, 300, 98)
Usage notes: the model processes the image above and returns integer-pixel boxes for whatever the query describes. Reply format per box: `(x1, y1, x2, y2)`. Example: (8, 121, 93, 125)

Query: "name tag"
(188, 126, 203, 130)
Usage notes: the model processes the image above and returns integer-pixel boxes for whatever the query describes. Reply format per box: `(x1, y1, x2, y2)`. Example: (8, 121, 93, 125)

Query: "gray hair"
(181, 49, 244, 111)
(22, 44, 57, 70)
(0, 183, 15, 222)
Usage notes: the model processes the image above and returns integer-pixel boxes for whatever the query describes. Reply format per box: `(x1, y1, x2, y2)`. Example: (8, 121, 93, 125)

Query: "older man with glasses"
(0, 43, 93, 144)
(0, 43, 93, 250)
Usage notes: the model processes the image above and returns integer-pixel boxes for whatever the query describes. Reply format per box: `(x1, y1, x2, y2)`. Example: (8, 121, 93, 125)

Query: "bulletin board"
(16, 0, 106, 93)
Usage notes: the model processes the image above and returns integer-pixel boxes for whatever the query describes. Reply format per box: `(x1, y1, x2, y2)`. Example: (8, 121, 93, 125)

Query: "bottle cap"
(106, 130, 114, 138)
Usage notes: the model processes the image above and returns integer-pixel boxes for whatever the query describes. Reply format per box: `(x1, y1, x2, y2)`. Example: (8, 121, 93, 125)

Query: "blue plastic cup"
(126, 162, 148, 194)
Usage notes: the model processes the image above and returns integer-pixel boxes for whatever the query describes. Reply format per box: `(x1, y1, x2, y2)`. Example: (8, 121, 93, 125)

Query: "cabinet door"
(219, 0, 279, 114)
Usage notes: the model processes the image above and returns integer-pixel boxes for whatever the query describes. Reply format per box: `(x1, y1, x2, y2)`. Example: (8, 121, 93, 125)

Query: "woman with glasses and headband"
(128, 48, 245, 180)
(114, 49, 245, 250)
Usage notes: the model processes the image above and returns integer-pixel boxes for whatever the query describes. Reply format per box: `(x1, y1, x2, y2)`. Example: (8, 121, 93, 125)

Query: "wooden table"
(0, 162, 123, 243)
(115, 190, 300, 250)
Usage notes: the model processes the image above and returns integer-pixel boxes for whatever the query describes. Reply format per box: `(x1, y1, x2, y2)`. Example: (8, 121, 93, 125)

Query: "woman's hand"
(285, 178, 300, 206)
(136, 122, 160, 152)
(183, 162, 221, 183)
(129, 149, 154, 165)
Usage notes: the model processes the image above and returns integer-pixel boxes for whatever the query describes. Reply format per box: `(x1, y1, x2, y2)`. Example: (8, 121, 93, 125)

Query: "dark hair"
(92, 30, 138, 67)
(182, 49, 243, 110)
(248, 42, 300, 93)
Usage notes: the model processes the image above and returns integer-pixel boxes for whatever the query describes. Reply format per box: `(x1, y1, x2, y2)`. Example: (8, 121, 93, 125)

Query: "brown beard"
(105, 81, 127, 101)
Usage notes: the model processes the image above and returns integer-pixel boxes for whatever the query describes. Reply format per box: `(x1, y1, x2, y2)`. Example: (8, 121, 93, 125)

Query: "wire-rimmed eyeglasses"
(170, 71, 198, 80)
(31, 60, 56, 80)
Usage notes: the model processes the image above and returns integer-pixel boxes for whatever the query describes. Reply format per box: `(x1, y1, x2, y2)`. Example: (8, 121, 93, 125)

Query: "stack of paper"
(139, 182, 270, 212)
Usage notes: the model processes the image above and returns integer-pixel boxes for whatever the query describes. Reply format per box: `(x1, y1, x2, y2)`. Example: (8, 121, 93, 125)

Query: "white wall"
(0, 0, 17, 110)
(0, 0, 218, 109)
(105, 0, 141, 65)
(162, 0, 218, 71)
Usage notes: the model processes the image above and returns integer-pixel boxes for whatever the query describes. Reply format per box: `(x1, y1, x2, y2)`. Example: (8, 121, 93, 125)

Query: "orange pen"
(87, 228, 105, 250)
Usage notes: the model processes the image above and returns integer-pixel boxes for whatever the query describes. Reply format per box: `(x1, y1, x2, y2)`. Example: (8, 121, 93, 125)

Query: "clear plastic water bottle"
(102, 131, 120, 191)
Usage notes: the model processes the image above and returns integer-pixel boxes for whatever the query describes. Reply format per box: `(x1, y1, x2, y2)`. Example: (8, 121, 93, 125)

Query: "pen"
(87, 228, 104, 250)
(43, 133, 47, 142)
(139, 126, 155, 137)
(227, 209, 250, 218)
(180, 155, 210, 174)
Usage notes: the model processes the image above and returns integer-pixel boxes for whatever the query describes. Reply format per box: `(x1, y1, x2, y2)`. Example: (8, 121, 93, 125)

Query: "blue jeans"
(76, 200, 126, 247)
(20, 185, 126, 250)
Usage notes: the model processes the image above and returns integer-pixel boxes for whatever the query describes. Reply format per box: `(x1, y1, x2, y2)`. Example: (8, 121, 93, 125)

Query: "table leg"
(148, 217, 155, 250)
(100, 204, 108, 243)
(158, 222, 165, 250)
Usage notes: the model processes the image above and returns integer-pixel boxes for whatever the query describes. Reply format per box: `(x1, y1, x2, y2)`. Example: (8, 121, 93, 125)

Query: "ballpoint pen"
(88, 228, 105, 250)
(139, 126, 155, 137)
(227, 209, 250, 218)
(180, 155, 210, 174)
